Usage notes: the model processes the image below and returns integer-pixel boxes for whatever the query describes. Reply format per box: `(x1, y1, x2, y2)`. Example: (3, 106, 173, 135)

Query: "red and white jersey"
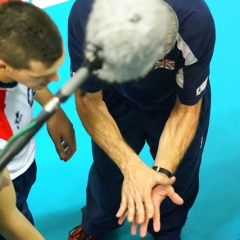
(0, 82, 36, 180)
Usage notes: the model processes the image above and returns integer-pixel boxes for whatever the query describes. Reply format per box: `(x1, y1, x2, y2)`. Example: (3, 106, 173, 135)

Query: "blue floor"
(28, 0, 240, 239)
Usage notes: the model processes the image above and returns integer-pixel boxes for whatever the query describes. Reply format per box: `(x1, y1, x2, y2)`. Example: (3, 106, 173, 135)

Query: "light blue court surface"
(28, 0, 240, 239)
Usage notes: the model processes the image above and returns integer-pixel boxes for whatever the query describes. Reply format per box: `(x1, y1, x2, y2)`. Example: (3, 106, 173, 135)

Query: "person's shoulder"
(72, 0, 95, 13)
(166, 0, 215, 60)
(167, 0, 215, 45)
(69, 0, 95, 24)
(165, 0, 214, 25)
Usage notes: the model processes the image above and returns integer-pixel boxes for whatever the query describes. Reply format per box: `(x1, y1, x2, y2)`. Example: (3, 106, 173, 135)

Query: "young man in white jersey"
(0, 1, 76, 239)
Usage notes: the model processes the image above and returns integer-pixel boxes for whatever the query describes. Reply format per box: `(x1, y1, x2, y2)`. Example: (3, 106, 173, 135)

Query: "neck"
(0, 72, 13, 83)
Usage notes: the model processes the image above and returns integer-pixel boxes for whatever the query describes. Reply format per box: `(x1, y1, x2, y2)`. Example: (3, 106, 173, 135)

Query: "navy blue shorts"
(81, 86, 211, 239)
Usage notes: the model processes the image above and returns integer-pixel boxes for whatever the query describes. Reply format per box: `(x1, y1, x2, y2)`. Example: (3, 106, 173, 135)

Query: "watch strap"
(152, 166, 172, 178)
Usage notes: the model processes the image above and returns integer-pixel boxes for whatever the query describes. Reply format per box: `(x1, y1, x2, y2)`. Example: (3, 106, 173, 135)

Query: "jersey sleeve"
(176, 8, 216, 105)
(68, 0, 104, 93)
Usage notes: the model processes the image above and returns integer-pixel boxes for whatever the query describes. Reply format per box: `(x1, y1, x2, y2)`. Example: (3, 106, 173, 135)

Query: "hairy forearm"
(154, 98, 202, 173)
(35, 87, 64, 118)
(35, 87, 54, 106)
(75, 90, 141, 174)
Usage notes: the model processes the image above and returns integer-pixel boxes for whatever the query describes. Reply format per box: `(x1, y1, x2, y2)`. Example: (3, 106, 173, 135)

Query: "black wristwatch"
(152, 166, 172, 178)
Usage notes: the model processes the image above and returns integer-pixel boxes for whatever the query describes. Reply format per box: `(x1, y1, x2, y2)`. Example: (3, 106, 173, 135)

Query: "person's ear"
(0, 59, 13, 73)
(0, 59, 7, 71)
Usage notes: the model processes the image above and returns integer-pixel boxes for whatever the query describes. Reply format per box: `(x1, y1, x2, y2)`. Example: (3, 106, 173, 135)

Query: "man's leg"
(13, 161, 37, 225)
(81, 143, 124, 237)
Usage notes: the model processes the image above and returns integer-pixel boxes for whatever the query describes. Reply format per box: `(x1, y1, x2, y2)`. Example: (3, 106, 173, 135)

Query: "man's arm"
(155, 97, 202, 173)
(0, 168, 44, 240)
(143, 97, 202, 235)
(119, 97, 201, 237)
(74, 89, 182, 228)
(0, 168, 10, 191)
(74, 89, 137, 172)
(35, 87, 76, 161)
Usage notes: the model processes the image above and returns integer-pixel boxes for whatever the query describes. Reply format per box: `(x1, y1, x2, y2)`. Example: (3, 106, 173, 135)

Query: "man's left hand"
(46, 108, 76, 161)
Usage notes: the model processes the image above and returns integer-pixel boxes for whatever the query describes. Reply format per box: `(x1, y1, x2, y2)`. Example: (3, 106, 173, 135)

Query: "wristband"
(152, 166, 172, 178)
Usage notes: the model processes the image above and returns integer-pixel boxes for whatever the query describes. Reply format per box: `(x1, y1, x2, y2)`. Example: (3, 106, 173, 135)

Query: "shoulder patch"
(154, 59, 175, 70)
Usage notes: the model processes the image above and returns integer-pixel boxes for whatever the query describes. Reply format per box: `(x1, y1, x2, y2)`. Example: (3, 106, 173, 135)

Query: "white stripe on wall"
(32, 0, 69, 8)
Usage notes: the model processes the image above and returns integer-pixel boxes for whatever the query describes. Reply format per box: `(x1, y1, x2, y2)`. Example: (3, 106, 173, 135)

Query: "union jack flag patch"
(154, 59, 175, 70)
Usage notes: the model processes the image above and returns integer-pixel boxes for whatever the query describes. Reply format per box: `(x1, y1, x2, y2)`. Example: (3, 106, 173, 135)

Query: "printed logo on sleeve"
(196, 78, 208, 96)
